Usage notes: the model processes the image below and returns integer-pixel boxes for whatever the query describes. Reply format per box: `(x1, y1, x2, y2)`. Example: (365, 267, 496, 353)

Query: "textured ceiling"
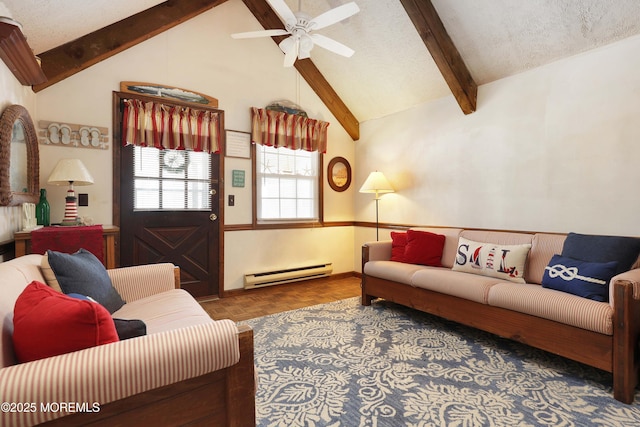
(2, 0, 640, 123)
(1, 0, 166, 53)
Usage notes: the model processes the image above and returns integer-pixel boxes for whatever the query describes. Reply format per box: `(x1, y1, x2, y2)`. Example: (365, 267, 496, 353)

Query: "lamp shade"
(47, 159, 94, 185)
(359, 171, 394, 198)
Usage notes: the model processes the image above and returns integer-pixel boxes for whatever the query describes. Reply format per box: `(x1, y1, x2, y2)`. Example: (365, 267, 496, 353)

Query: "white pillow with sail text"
(452, 237, 531, 283)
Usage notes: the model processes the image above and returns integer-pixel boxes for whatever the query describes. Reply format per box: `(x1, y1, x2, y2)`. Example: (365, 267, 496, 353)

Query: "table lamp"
(47, 159, 94, 226)
(359, 171, 394, 241)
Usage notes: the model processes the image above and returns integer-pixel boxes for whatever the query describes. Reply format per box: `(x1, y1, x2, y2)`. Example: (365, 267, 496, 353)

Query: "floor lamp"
(359, 171, 394, 241)
(48, 159, 94, 226)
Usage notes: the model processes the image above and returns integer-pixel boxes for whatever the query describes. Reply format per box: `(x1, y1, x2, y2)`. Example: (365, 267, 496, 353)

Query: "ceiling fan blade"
(231, 29, 289, 39)
(267, 0, 297, 25)
(310, 2, 360, 30)
(283, 37, 299, 67)
(310, 34, 355, 57)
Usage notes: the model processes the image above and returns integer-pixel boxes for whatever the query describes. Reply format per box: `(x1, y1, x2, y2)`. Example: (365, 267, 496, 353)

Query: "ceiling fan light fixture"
(278, 37, 294, 54)
(299, 34, 314, 53)
(298, 49, 311, 60)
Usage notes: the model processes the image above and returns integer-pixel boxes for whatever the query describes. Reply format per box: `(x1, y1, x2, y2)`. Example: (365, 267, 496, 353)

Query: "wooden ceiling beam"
(33, 0, 229, 93)
(399, 0, 477, 114)
(241, 0, 360, 140)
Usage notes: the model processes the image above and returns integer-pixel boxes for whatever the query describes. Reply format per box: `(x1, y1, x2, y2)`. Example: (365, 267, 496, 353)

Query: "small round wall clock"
(327, 157, 352, 192)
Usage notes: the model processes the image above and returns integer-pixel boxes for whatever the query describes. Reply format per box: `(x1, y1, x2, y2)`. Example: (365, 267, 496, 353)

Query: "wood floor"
(200, 275, 362, 322)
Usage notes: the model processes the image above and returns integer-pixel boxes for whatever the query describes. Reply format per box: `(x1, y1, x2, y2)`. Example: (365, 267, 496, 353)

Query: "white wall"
(32, 0, 356, 290)
(225, 226, 354, 290)
(354, 34, 640, 270)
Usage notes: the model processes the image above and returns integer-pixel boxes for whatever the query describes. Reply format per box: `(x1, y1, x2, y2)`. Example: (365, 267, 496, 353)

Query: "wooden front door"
(113, 92, 224, 298)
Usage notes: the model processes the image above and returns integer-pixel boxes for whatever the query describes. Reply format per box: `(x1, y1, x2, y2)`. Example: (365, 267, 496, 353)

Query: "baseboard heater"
(244, 263, 333, 289)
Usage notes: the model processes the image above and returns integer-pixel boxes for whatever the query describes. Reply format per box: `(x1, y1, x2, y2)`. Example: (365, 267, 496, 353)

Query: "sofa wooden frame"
(362, 245, 640, 404)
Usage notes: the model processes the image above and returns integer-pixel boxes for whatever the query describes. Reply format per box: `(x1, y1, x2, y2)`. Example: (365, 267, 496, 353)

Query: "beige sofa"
(0, 254, 255, 427)
(362, 228, 640, 404)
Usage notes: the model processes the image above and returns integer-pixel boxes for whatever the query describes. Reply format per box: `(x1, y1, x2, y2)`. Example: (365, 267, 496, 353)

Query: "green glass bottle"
(36, 188, 50, 226)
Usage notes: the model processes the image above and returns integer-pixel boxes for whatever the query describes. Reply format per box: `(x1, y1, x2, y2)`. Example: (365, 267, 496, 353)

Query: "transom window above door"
(133, 147, 211, 211)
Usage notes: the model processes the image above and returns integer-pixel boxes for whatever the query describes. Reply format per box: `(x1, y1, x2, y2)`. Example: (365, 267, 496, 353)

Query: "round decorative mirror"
(0, 105, 39, 206)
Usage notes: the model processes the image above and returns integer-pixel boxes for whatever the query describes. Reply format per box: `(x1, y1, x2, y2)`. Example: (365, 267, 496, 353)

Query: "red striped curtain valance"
(122, 98, 221, 153)
(251, 107, 329, 153)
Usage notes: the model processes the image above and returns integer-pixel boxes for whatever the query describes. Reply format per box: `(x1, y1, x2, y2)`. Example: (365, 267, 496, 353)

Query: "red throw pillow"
(403, 230, 446, 266)
(390, 231, 408, 262)
(12, 281, 119, 363)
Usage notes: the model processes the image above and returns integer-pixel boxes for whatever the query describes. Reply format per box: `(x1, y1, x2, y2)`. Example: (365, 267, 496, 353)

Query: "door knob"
(210, 213, 217, 221)
(210, 189, 217, 196)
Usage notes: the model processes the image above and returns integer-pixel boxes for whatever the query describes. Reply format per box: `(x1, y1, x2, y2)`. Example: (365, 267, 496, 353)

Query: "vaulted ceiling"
(3, 0, 640, 141)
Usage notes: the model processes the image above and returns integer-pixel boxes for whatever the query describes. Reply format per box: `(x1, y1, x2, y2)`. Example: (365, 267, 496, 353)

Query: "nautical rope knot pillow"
(541, 254, 618, 301)
(453, 237, 531, 283)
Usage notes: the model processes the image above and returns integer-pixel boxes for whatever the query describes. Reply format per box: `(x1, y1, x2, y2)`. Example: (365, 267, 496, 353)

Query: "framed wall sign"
(232, 170, 245, 187)
(225, 130, 251, 158)
(327, 157, 352, 192)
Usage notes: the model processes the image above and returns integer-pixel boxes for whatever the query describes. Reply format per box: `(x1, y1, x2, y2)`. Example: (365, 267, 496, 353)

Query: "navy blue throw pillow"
(542, 254, 618, 302)
(67, 293, 146, 339)
(47, 249, 125, 313)
(561, 232, 640, 276)
(112, 319, 147, 340)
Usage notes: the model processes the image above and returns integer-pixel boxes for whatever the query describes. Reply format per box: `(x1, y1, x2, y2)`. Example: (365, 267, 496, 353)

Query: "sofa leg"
(612, 355, 637, 404)
(361, 294, 373, 306)
(612, 282, 639, 404)
(614, 381, 636, 404)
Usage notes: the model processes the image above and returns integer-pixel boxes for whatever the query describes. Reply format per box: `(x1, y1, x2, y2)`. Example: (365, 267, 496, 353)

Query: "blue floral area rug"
(243, 297, 640, 426)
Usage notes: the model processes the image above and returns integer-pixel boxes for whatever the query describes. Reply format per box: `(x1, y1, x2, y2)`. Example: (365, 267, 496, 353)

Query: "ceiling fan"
(232, 0, 360, 67)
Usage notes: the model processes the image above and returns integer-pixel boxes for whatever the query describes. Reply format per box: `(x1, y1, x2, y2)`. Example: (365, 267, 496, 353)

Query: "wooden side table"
(14, 225, 119, 269)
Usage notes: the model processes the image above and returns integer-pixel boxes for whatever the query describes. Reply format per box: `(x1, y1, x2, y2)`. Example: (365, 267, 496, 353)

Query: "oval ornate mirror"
(0, 104, 39, 206)
(327, 156, 352, 192)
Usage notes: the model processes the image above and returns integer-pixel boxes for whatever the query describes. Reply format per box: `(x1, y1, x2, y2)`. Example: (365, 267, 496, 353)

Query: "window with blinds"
(133, 147, 211, 210)
(256, 145, 319, 222)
